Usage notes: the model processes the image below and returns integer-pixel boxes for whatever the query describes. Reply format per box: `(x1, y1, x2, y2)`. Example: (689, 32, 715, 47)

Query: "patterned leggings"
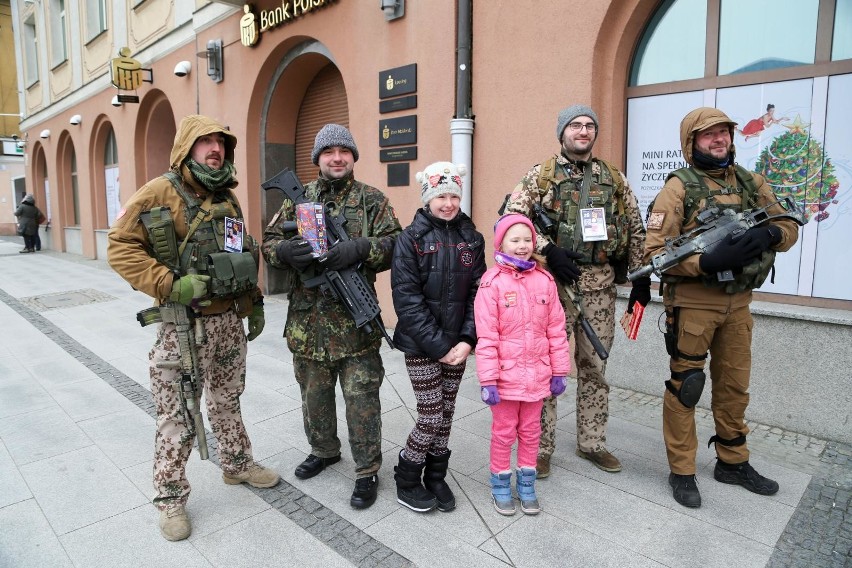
(402, 354, 465, 464)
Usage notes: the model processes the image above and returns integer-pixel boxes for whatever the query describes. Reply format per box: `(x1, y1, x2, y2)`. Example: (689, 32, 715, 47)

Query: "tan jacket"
(644, 107, 799, 310)
(107, 115, 260, 315)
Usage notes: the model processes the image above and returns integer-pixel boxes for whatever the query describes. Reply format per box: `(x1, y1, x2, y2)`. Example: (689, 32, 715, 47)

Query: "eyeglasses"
(567, 122, 596, 132)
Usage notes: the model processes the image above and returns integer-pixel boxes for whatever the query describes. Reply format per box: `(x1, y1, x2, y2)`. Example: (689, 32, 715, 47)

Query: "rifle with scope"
(628, 196, 806, 282)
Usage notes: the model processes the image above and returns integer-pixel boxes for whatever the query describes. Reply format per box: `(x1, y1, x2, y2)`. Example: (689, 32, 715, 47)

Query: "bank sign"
(240, 0, 339, 47)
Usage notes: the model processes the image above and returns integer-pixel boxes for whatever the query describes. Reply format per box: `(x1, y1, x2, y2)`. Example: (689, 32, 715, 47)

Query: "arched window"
(625, 0, 852, 303)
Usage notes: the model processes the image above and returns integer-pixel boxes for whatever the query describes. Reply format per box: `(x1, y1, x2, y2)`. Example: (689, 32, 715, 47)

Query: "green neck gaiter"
(185, 158, 236, 193)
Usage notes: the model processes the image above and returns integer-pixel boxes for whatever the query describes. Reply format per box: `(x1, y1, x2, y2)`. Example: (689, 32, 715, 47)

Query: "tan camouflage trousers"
(293, 351, 384, 478)
(149, 309, 253, 508)
(539, 284, 616, 457)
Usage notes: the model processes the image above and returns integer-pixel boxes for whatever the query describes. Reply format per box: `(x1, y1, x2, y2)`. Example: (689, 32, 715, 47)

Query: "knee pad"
(666, 369, 706, 408)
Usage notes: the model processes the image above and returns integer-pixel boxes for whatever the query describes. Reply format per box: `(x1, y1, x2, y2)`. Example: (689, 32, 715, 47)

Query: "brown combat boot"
(575, 447, 622, 473)
(159, 504, 191, 541)
(536, 454, 551, 479)
(223, 463, 281, 488)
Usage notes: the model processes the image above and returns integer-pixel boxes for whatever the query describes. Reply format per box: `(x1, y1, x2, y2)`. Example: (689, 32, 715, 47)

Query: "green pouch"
(207, 251, 258, 298)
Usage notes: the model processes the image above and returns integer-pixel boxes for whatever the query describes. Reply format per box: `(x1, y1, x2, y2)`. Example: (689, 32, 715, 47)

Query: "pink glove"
(481, 386, 500, 406)
(550, 376, 567, 396)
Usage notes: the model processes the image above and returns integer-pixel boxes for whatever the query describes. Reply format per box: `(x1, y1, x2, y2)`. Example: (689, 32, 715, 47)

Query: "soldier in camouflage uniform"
(108, 115, 280, 542)
(503, 105, 650, 476)
(262, 124, 401, 509)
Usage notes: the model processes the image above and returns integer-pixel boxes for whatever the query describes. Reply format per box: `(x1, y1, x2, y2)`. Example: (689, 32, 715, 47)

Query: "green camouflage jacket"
(262, 174, 401, 360)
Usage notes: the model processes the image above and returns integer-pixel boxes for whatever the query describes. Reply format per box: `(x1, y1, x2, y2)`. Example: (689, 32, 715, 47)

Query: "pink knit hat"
(493, 214, 537, 250)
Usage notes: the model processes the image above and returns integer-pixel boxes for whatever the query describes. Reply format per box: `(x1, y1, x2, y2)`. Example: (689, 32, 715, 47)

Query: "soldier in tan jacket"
(645, 107, 800, 508)
(108, 115, 279, 541)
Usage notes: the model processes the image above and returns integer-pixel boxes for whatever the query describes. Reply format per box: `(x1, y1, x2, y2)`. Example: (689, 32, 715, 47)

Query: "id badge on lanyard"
(579, 207, 607, 242)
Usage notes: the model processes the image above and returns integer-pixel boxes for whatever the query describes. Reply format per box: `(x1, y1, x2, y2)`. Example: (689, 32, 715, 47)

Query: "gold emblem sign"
(110, 48, 144, 90)
(240, 5, 259, 47)
(386, 75, 394, 91)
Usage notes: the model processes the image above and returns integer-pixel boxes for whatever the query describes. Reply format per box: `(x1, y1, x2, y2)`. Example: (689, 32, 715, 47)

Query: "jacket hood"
(22, 194, 35, 205)
(679, 107, 738, 165)
(169, 115, 237, 170)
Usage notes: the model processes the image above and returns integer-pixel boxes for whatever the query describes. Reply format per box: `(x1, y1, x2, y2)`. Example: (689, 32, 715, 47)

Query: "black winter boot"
(394, 451, 437, 512)
(424, 450, 456, 512)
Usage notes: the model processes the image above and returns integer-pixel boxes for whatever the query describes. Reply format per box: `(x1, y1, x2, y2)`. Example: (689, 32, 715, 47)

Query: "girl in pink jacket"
(474, 214, 571, 515)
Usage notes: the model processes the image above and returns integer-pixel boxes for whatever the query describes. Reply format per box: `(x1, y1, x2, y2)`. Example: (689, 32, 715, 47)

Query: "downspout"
(451, 0, 474, 216)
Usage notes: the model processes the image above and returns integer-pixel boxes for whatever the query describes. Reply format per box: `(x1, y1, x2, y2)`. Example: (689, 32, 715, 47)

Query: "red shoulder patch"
(646, 211, 666, 231)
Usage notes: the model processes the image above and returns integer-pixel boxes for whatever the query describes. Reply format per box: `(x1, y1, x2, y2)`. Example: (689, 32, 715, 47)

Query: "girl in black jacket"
(391, 161, 486, 513)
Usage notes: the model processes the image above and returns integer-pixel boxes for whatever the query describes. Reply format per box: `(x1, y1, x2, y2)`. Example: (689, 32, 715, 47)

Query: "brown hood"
(169, 114, 237, 170)
(679, 107, 738, 166)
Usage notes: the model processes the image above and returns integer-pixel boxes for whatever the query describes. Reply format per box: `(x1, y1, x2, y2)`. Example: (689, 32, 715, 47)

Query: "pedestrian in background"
(261, 124, 402, 509)
(391, 161, 486, 513)
(108, 115, 278, 541)
(475, 214, 571, 516)
(14, 194, 44, 253)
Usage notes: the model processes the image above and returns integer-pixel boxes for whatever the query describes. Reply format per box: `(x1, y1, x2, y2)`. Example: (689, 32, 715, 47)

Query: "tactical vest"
(537, 156, 630, 273)
(662, 165, 775, 293)
(140, 172, 259, 299)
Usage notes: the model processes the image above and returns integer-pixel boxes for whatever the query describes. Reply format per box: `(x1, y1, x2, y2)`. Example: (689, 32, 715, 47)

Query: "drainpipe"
(451, 0, 474, 216)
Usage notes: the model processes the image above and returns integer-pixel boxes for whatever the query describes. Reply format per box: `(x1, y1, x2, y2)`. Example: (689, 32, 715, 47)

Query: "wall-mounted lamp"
(39, 129, 50, 139)
(69, 114, 82, 125)
(381, 0, 404, 21)
(174, 60, 191, 77)
(111, 95, 122, 107)
(206, 39, 223, 83)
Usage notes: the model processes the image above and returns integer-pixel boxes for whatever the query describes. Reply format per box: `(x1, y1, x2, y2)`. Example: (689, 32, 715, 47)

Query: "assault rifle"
(498, 196, 609, 360)
(262, 168, 394, 348)
(628, 196, 807, 282)
(137, 302, 209, 460)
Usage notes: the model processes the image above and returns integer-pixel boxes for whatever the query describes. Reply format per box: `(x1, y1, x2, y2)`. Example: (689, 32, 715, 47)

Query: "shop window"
(833, 0, 852, 61)
(718, 0, 818, 75)
(104, 129, 120, 227)
(626, 0, 852, 303)
(629, 0, 705, 86)
(71, 149, 80, 226)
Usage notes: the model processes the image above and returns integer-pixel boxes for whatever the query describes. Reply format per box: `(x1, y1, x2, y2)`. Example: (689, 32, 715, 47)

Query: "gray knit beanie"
(556, 104, 599, 141)
(311, 124, 359, 165)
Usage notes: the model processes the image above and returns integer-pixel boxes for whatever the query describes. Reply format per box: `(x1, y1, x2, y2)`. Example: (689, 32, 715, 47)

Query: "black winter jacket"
(391, 208, 486, 360)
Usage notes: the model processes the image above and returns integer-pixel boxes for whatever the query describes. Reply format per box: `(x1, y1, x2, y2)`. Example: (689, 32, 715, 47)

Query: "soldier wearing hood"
(644, 107, 800, 509)
(108, 115, 280, 541)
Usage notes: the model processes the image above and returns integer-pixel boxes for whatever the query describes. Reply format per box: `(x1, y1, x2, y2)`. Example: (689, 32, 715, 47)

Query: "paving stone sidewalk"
(0, 239, 849, 567)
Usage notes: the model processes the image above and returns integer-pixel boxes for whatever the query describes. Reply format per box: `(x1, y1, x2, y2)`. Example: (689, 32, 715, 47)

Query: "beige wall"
(15, 0, 662, 315)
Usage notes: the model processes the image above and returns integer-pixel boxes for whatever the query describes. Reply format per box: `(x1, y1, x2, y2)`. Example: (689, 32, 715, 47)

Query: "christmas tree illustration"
(753, 115, 840, 222)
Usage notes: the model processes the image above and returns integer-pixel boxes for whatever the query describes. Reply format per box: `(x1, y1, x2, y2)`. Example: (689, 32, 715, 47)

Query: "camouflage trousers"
(540, 284, 616, 457)
(293, 351, 384, 477)
(149, 310, 254, 508)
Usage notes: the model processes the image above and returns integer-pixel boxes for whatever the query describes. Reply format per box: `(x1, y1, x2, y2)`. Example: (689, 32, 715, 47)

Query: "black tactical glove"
(276, 236, 315, 272)
(543, 243, 583, 283)
(322, 237, 371, 271)
(627, 276, 652, 313)
(737, 225, 782, 253)
(698, 232, 765, 274)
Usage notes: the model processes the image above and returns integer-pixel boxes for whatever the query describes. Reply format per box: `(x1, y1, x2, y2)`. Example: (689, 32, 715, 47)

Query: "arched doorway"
(261, 42, 348, 293)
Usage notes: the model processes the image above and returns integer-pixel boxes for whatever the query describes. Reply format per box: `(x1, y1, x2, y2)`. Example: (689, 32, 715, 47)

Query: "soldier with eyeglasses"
(502, 104, 650, 477)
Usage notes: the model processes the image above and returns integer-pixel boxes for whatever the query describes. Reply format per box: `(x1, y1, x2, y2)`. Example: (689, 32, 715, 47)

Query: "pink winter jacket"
(474, 262, 571, 402)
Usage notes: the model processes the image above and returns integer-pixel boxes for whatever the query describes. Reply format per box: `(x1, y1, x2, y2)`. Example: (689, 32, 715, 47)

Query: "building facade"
(9, 0, 852, 311)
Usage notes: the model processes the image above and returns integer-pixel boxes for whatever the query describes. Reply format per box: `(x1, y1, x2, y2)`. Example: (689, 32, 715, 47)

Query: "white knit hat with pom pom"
(416, 161, 467, 205)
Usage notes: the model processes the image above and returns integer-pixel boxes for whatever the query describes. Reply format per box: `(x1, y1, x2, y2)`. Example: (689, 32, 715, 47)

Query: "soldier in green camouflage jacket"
(261, 124, 401, 510)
